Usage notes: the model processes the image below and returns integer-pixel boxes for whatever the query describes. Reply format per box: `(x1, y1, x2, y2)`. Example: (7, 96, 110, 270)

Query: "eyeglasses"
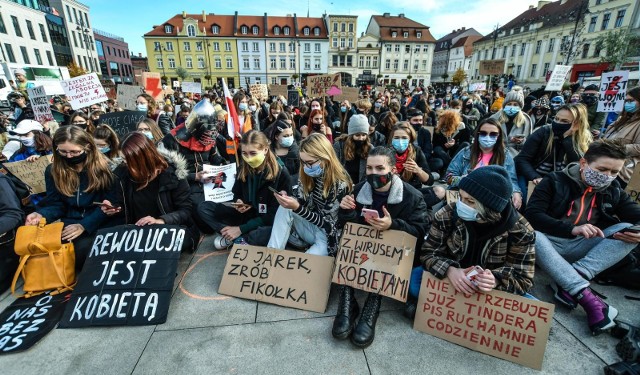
(57, 148, 85, 157)
(301, 159, 319, 168)
(72, 121, 87, 125)
(478, 131, 499, 138)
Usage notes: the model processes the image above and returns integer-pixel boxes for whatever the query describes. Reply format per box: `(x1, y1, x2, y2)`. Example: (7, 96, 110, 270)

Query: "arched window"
(274, 26, 280, 35)
(303, 27, 310, 35)
(187, 24, 196, 37)
(252, 26, 259, 35)
(212, 25, 220, 34)
(241, 26, 248, 34)
(314, 27, 320, 36)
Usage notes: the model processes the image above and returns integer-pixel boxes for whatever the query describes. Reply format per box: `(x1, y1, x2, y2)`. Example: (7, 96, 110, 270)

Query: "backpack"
(594, 247, 640, 290)
(0, 163, 36, 214)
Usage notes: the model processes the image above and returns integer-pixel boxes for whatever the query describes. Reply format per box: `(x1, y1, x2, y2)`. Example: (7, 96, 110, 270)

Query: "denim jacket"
(445, 146, 521, 193)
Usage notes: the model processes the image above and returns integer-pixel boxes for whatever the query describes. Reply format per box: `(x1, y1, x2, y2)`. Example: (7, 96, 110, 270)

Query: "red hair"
(121, 132, 168, 190)
(306, 109, 325, 128)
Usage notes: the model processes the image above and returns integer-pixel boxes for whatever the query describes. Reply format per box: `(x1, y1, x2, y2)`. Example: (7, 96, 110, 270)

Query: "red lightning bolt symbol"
(359, 254, 369, 265)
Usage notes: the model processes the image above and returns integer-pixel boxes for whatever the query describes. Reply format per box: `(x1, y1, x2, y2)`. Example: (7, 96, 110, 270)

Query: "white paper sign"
(173, 80, 180, 88)
(203, 163, 237, 202)
(27, 86, 54, 123)
(116, 85, 144, 111)
(60, 73, 108, 110)
(182, 82, 202, 94)
(468, 82, 487, 92)
(597, 71, 629, 113)
(545, 65, 572, 92)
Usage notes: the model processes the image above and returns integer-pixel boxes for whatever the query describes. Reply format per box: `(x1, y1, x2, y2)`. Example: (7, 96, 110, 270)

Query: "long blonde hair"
(299, 133, 353, 198)
(238, 130, 280, 182)
(51, 125, 113, 196)
(544, 103, 592, 158)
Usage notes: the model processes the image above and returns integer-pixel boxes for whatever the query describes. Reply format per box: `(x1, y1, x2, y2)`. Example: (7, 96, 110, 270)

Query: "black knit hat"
(458, 165, 512, 212)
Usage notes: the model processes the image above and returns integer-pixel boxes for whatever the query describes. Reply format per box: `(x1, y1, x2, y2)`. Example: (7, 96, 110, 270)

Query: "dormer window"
(417, 31, 422, 38)
(274, 26, 280, 35)
(252, 26, 259, 35)
(187, 24, 196, 37)
(241, 26, 248, 34)
(212, 25, 219, 34)
(403, 32, 408, 38)
(303, 27, 310, 35)
(392, 31, 397, 38)
(164, 25, 172, 33)
(314, 27, 320, 36)
(283, 26, 290, 35)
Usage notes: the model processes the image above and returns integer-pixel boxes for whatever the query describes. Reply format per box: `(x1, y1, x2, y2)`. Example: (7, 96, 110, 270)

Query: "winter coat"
(601, 113, 640, 183)
(400, 147, 434, 190)
(490, 111, 533, 158)
(274, 143, 300, 185)
(446, 146, 520, 193)
(0, 174, 23, 236)
(333, 139, 367, 183)
(153, 112, 175, 136)
(369, 131, 387, 147)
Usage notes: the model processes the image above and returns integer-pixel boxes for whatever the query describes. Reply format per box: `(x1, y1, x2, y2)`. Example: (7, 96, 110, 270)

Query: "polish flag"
(222, 78, 240, 140)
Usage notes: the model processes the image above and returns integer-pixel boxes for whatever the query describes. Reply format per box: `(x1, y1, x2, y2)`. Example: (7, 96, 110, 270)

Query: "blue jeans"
(267, 206, 328, 256)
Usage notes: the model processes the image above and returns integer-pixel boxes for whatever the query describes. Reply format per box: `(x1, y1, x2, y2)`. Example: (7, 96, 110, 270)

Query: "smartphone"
(268, 186, 283, 196)
(465, 266, 483, 287)
(361, 208, 380, 220)
(93, 201, 118, 210)
(608, 225, 640, 238)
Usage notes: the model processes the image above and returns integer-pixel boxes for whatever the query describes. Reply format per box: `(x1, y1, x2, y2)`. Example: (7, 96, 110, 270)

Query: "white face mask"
(249, 105, 257, 112)
(21, 136, 35, 147)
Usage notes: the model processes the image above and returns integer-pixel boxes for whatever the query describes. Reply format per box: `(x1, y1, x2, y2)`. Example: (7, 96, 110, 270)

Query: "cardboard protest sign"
(182, 81, 202, 94)
(60, 73, 108, 110)
(98, 111, 147, 140)
(414, 273, 554, 370)
(287, 90, 300, 108)
(334, 87, 359, 103)
(479, 60, 505, 76)
(597, 71, 629, 113)
(269, 84, 287, 98)
(58, 225, 184, 327)
(27, 86, 54, 123)
(116, 85, 144, 111)
(526, 181, 536, 203)
(3, 155, 52, 194)
(218, 245, 334, 313)
(203, 163, 237, 202)
(445, 190, 460, 205)
(142, 72, 165, 101)
(545, 65, 572, 92)
(100, 79, 117, 100)
(306, 73, 341, 97)
(249, 84, 268, 100)
(625, 166, 640, 203)
(469, 82, 487, 92)
(0, 293, 69, 354)
(332, 222, 416, 302)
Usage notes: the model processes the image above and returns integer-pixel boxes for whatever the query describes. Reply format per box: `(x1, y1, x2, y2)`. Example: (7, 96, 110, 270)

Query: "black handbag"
(595, 247, 640, 290)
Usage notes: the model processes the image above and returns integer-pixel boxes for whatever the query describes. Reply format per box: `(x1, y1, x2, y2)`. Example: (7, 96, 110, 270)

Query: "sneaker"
(576, 287, 618, 335)
(551, 283, 578, 310)
(233, 237, 248, 245)
(213, 235, 232, 250)
(403, 299, 417, 320)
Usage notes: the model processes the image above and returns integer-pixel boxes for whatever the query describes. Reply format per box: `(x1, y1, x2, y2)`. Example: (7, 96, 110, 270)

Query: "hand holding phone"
(361, 208, 380, 220)
(268, 186, 283, 196)
(465, 266, 483, 287)
(93, 201, 118, 210)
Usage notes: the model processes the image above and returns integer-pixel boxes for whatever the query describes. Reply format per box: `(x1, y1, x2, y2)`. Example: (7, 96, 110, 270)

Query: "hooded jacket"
(525, 162, 640, 238)
(602, 113, 640, 183)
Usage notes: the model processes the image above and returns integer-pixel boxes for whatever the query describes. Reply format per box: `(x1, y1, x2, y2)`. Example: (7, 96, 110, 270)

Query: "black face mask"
(366, 172, 392, 190)
(465, 103, 473, 109)
(353, 139, 366, 148)
(63, 152, 87, 166)
(551, 120, 571, 137)
(582, 95, 597, 106)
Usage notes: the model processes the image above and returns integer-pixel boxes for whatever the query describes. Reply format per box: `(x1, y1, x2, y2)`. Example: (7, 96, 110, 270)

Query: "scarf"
(170, 124, 214, 152)
(395, 150, 408, 174)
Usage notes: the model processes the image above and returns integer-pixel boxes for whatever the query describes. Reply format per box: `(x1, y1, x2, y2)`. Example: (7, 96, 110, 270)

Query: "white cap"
(9, 119, 43, 135)
(14, 68, 26, 76)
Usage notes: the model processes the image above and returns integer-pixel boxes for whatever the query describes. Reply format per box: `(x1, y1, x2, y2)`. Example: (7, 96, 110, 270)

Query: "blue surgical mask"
(280, 136, 294, 148)
(456, 200, 478, 222)
(478, 135, 497, 149)
(341, 106, 347, 113)
(504, 105, 520, 117)
(142, 131, 154, 140)
(392, 138, 410, 153)
(238, 103, 248, 111)
(100, 146, 111, 154)
(625, 102, 638, 114)
(136, 104, 148, 112)
(303, 163, 323, 177)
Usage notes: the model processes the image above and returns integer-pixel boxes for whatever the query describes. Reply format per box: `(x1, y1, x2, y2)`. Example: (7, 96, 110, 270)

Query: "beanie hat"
(348, 114, 369, 135)
(550, 96, 565, 105)
(584, 84, 599, 92)
(458, 165, 513, 212)
(534, 97, 550, 109)
(503, 86, 524, 108)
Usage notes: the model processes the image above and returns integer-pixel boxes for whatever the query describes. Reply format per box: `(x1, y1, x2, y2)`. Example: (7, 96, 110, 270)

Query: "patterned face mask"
(583, 165, 616, 188)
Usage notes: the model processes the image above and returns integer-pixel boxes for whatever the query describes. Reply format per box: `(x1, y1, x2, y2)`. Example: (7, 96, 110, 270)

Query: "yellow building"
(144, 11, 239, 88)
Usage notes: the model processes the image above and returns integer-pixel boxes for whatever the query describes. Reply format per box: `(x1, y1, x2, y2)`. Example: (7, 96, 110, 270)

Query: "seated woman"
(335, 146, 429, 348)
(267, 119, 300, 184)
(489, 86, 532, 157)
(267, 133, 352, 256)
(414, 165, 535, 317)
(525, 139, 640, 335)
(68, 111, 96, 133)
(8, 119, 53, 163)
(374, 111, 397, 141)
(432, 109, 470, 172)
(301, 109, 333, 143)
(198, 130, 291, 249)
(333, 114, 371, 183)
(446, 118, 523, 210)
(101, 132, 199, 252)
(93, 124, 121, 161)
(24, 125, 115, 270)
(136, 93, 173, 135)
(137, 118, 164, 144)
(388, 122, 435, 190)
(0, 173, 24, 293)
(260, 101, 283, 131)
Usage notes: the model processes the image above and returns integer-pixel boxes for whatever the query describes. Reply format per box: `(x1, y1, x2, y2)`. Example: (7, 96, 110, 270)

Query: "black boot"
(332, 286, 359, 339)
(351, 293, 382, 348)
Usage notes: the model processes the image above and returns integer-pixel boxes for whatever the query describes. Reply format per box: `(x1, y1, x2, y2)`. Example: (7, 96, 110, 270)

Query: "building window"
(25, 20, 36, 40)
(187, 25, 196, 37)
(289, 42, 295, 52)
(154, 41, 161, 51)
(71, 31, 78, 47)
(393, 59, 399, 70)
(186, 56, 193, 68)
(615, 10, 626, 28)
(168, 57, 175, 68)
(405, 45, 410, 53)
(520, 43, 526, 55)
(349, 23, 354, 32)
(341, 23, 346, 32)
(290, 58, 295, 69)
(241, 26, 248, 34)
(403, 32, 408, 38)
(422, 60, 427, 70)
(314, 59, 320, 69)
(385, 44, 391, 52)
(164, 25, 172, 33)
(582, 43, 590, 59)
(333, 22, 338, 32)
(394, 44, 400, 52)
(184, 42, 190, 51)
(46, 50, 53, 65)
(535, 40, 541, 54)
(530, 63, 537, 77)
(303, 27, 309, 36)
(373, 56, 378, 68)
(423, 44, 428, 53)
(253, 26, 259, 35)
(304, 59, 310, 70)
(601, 13, 610, 30)
(314, 27, 320, 36)
(34, 48, 42, 65)
(242, 42, 248, 52)
(315, 43, 320, 52)
(212, 25, 219, 34)
(215, 58, 221, 69)
(226, 57, 232, 68)
(502, 46, 508, 58)
(225, 42, 231, 51)
(484, 50, 488, 60)
(414, 45, 420, 53)
(594, 41, 603, 57)
(281, 58, 286, 69)
(4, 44, 15, 63)
(274, 26, 280, 35)
(11, 16, 22, 37)
(196, 42, 203, 51)
(332, 37, 338, 48)
(166, 42, 173, 51)
(254, 58, 260, 69)
(283, 26, 290, 35)
(270, 57, 276, 69)
(156, 57, 163, 68)
(348, 38, 353, 48)
(194, 56, 202, 68)
(269, 42, 275, 52)
(385, 59, 390, 69)
(0, 14, 6, 34)
(511, 44, 516, 57)
(516, 65, 522, 78)
(304, 43, 310, 52)
(213, 42, 220, 51)
(392, 31, 397, 38)
(588, 16, 597, 33)
(243, 58, 249, 69)
(20, 46, 29, 63)
(279, 43, 286, 52)
(547, 39, 555, 53)
(359, 56, 364, 67)
(333, 55, 339, 67)
(403, 59, 409, 70)
(364, 56, 371, 67)
(65, 5, 71, 22)
(253, 42, 259, 52)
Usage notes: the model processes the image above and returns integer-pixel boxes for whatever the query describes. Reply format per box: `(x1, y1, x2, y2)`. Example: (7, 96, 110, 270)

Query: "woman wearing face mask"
(68, 111, 95, 134)
(92, 124, 120, 162)
(267, 120, 300, 184)
(333, 114, 371, 183)
(411, 165, 535, 318)
(301, 109, 333, 142)
(260, 102, 283, 131)
(530, 98, 551, 129)
(432, 109, 470, 172)
(388, 122, 434, 189)
(370, 97, 388, 125)
(337, 99, 355, 134)
(223, 92, 254, 160)
(24, 125, 116, 271)
(7, 120, 53, 163)
(137, 118, 163, 144)
(334, 146, 429, 347)
(161, 104, 175, 122)
(136, 93, 174, 136)
(526, 140, 640, 335)
(490, 86, 532, 157)
(375, 111, 398, 141)
(267, 133, 352, 256)
(248, 97, 260, 129)
(298, 99, 324, 130)
(601, 87, 640, 189)
(446, 118, 523, 209)
(461, 97, 481, 134)
(198, 130, 291, 249)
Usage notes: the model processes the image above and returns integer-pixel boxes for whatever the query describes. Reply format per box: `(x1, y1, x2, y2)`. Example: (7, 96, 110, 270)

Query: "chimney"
(138, 53, 142, 57)
(529, 5, 534, 9)
(383, 12, 390, 17)
(461, 27, 465, 31)
(537, 1, 551, 10)
(182, 11, 186, 18)
(202, 10, 206, 22)
(398, 13, 405, 18)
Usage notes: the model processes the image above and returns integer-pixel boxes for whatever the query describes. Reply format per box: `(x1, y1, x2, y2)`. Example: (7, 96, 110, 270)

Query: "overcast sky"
(83, 0, 536, 56)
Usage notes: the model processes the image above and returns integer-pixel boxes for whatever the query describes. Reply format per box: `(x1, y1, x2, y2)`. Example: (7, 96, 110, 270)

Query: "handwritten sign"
(334, 87, 359, 103)
(203, 163, 237, 202)
(625, 166, 640, 203)
(269, 84, 287, 98)
(249, 84, 268, 100)
(26, 86, 54, 123)
(60, 73, 107, 110)
(469, 82, 487, 92)
(479, 60, 506, 76)
(0, 293, 68, 354)
(98, 111, 147, 140)
(218, 245, 334, 313)
(597, 71, 629, 113)
(287, 90, 299, 108)
(445, 190, 460, 205)
(182, 81, 202, 94)
(332, 222, 416, 302)
(306, 73, 341, 97)
(414, 273, 554, 370)
(100, 79, 117, 100)
(142, 72, 165, 101)
(116, 85, 144, 111)
(545, 65, 572, 92)
(3, 155, 52, 194)
(58, 225, 184, 327)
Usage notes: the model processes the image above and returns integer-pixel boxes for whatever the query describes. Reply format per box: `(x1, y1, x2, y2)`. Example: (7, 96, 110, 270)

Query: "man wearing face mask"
(527, 140, 640, 335)
(581, 84, 606, 136)
(407, 108, 442, 174)
(7, 91, 35, 124)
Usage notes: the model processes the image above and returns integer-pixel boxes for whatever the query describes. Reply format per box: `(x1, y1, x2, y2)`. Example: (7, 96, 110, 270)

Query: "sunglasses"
(478, 131, 499, 138)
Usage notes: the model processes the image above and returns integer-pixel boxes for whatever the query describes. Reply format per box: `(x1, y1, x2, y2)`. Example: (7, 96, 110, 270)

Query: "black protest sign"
(58, 225, 184, 328)
(98, 111, 147, 140)
(218, 245, 334, 313)
(332, 222, 416, 302)
(287, 90, 300, 108)
(0, 293, 69, 354)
